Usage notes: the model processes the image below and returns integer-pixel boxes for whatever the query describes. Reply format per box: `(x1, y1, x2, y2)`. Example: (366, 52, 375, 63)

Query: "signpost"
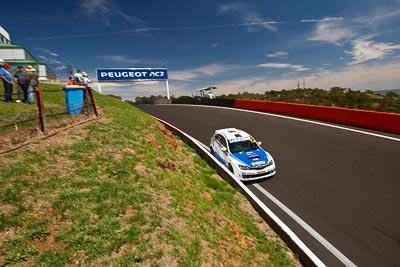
(96, 68, 170, 99)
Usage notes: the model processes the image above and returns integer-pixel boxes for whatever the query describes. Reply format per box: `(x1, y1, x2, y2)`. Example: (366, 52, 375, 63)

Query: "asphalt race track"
(138, 104, 400, 267)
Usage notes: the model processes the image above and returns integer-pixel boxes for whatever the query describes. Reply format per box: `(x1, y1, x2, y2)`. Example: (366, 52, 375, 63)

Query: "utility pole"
(303, 78, 306, 89)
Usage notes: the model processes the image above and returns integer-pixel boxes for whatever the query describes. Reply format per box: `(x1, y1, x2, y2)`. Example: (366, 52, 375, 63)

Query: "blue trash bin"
(63, 85, 85, 115)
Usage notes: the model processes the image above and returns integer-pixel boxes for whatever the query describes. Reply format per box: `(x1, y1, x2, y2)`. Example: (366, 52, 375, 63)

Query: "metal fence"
(0, 86, 99, 152)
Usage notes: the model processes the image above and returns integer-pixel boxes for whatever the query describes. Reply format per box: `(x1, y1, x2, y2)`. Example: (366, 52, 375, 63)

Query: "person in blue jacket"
(0, 62, 13, 102)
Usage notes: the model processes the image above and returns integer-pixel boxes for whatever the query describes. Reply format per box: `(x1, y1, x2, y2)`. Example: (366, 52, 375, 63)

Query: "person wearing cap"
(14, 66, 27, 103)
(82, 71, 91, 85)
(0, 62, 14, 102)
(26, 65, 38, 104)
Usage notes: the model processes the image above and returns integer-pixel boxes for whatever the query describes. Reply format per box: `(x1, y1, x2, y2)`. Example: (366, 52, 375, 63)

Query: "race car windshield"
(229, 140, 259, 153)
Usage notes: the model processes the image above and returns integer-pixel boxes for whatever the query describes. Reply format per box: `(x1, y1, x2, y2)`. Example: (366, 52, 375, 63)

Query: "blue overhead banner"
(96, 68, 168, 82)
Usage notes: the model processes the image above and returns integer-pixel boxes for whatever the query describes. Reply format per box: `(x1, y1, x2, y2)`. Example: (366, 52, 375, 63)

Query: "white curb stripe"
(253, 183, 357, 267)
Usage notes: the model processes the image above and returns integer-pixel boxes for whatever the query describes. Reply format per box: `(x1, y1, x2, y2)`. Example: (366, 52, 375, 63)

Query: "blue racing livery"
(210, 128, 276, 181)
(231, 149, 270, 168)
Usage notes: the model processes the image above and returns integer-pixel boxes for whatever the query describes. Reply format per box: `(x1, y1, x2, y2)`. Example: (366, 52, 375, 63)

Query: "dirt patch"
(0, 117, 101, 168)
(158, 123, 178, 150)
(30, 220, 66, 252)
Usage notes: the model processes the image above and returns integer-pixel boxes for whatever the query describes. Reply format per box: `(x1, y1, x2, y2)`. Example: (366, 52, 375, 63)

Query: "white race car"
(210, 128, 276, 181)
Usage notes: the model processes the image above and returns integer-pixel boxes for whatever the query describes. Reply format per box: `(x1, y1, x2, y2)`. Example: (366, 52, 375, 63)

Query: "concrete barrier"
(172, 97, 235, 107)
(234, 99, 400, 135)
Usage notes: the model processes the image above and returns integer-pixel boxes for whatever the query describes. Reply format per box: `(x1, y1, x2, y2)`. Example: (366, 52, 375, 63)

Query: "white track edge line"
(167, 104, 400, 142)
(253, 183, 357, 267)
(152, 115, 327, 267)
(197, 140, 356, 267)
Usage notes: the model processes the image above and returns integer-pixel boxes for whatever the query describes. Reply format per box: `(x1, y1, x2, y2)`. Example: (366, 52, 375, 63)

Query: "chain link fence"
(0, 86, 99, 152)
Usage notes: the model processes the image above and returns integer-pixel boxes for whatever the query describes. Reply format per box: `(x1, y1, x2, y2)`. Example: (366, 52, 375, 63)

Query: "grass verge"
(0, 84, 299, 266)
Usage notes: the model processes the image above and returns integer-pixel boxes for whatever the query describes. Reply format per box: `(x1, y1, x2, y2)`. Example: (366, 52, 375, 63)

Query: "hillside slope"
(0, 86, 299, 266)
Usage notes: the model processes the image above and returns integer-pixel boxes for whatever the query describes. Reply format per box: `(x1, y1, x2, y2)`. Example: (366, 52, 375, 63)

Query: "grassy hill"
(374, 88, 400, 96)
(0, 84, 298, 266)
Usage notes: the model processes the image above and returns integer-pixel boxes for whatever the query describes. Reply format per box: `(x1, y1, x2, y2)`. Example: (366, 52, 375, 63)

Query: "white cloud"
(308, 18, 353, 45)
(345, 38, 400, 65)
(35, 48, 59, 57)
(301, 17, 343, 23)
(354, 8, 400, 28)
(95, 54, 146, 66)
(214, 62, 400, 95)
(266, 51, 288, 58)
(170, 63, 239, 81)
(257, 63, 310, 71)
(55, 65, 67, 71)
(92, 62, 400, 98)
(49, 59, 62, 64)
(219, 2, 277, 32)
(81, 0, 146, 26)
(37, 54, 62, 65)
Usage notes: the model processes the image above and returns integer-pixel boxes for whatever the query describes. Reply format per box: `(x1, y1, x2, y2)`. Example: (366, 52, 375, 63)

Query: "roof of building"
(0, 43, 23, 48)
(196, 86, 217, 92)
(0, 43, 57, 79)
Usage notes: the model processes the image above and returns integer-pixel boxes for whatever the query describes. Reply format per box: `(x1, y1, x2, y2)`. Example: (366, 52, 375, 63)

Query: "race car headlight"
(238, 165, 250, 170)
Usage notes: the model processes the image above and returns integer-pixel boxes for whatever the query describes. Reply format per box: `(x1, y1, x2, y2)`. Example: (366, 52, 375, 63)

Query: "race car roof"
(215, 128, 253, 141)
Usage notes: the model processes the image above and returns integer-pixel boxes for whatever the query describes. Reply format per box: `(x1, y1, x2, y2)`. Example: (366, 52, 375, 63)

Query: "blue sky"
(2, 0, 400, 99)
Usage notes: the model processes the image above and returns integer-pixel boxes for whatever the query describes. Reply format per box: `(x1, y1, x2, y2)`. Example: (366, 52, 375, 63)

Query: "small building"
(0, 26, 57, 80)
(194, 86, 217, 99)
(0, 26, 11, 45)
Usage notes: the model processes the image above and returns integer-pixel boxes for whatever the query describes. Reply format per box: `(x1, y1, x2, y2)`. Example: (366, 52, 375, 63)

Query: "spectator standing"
(82, 72, 91, 85)
(73, 70, 83, 85)
(26, 65, 38, 104)
(13, 66, 27, 103)
(0, 62, 13, 102)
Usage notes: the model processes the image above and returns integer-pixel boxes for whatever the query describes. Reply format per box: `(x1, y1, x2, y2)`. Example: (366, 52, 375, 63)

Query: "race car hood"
(231, 149, 270, 168)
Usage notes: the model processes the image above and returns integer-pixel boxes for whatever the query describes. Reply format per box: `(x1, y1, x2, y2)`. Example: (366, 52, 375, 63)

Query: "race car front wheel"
(228, 164, 234, 174)
(210, 146, 215, 156)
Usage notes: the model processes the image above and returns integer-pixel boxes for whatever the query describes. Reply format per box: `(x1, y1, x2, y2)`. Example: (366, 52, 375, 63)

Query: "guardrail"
(152, 115, 326, 267)
(234, 99, 400, 135)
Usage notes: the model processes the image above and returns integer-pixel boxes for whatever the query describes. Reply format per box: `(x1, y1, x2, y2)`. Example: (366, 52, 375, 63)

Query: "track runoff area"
(138, 104, 400, 267)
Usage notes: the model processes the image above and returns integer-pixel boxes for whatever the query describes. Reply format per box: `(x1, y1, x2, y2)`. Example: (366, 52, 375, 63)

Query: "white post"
(98, 82, 102, 94)
(165, 80, 170, 100)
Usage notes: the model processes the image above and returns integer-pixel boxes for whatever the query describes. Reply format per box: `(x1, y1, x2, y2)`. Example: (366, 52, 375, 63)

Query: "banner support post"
(97, 82, 102, 94)
(166, 80, 170, 100)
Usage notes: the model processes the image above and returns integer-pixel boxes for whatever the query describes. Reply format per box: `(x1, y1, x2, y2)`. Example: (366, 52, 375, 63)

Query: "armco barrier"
(152, 115, 325, 267)
(234, 99, 400, 135)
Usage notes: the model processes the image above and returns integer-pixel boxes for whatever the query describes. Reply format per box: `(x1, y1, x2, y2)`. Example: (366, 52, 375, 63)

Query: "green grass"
(0, 83, 298, 266)
(0, 83, 66, 117)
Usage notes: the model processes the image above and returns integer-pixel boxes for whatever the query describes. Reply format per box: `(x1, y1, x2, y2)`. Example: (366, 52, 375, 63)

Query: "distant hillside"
(374, 89, 400, 95)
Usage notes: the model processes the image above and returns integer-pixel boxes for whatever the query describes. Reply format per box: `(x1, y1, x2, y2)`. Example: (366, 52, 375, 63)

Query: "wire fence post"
(35, 86, 47, 134)
(86, 86, 99, 118)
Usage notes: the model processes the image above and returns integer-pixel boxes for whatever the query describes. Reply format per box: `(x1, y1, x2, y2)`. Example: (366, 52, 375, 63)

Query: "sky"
(1, 0, 400, 99)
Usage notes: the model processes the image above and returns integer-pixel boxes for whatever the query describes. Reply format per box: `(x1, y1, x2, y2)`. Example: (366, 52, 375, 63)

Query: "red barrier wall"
(234, 99, 400, 135)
